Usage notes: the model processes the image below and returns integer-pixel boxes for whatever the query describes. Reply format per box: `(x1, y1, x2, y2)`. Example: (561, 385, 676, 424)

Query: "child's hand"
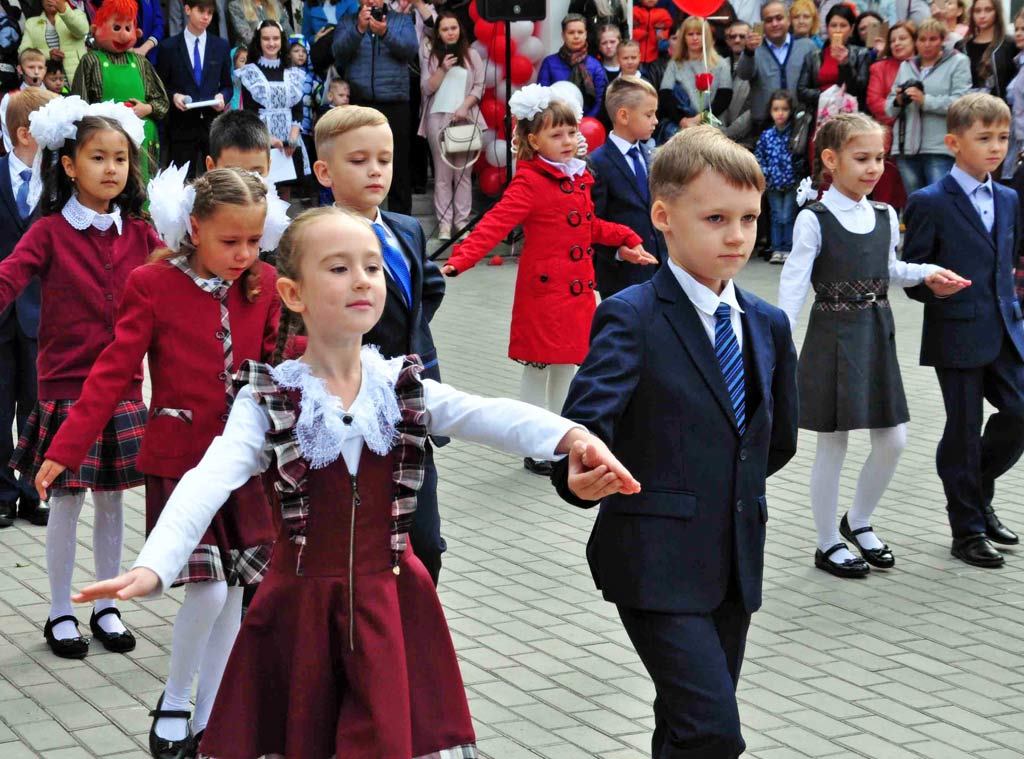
(72, 567, 160, 603)
(441, 264, 458, 277)
(576, 132, 589, 157)
(925, 268, 971, 297)
(619, 245, 658, 265)
(567, 438, 641, 501)
(35, 459, 66, 501)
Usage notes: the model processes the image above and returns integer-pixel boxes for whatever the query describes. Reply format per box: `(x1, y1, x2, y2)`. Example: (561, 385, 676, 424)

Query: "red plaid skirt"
(11, 399, 146, 492)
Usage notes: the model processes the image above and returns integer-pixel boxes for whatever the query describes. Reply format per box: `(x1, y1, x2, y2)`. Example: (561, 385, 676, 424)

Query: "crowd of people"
(2, 1, 1024, 759)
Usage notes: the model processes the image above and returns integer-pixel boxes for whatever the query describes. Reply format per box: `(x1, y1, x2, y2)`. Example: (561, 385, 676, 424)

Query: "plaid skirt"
(11, 399, 146, 492)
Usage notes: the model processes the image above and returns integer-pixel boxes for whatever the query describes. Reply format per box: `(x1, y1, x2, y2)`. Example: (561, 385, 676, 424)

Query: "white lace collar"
(62, 194, 123, 235)
(258, 56, 282, 69)
(269, 345, 405, 469)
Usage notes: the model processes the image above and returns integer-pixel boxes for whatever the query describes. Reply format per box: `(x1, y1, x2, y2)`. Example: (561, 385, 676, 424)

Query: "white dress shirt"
(778, 186, 939, 329)
(607, 131, 640, 171)
(950, 164, 994, 233)
(183, 28, 207, 70)
(667, 258, 744, 350)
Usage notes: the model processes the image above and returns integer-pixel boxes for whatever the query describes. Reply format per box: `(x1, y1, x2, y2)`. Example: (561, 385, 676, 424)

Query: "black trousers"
(935, 336, 1024, 538)
(0, 318, 36, 502)
(353, 99, 412, 215)
(168, 131, 212, 181)
(409, 444, 445, 585)
(618, 597, 749, 759)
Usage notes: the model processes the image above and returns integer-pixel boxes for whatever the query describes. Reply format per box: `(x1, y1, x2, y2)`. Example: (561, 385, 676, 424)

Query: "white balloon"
(549, 80, 584, 111)
(518, 35, 546, 64)
(471, 41, 489, 61)
(483, 63, 504, 88)
(481, 128, 497, 154)
(510, 20, 534, 43)
(486, 139, 510, 168)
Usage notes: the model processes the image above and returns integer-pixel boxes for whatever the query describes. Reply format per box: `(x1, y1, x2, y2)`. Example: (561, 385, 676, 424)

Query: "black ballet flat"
(89, 607, 136, 653)
(149, 692, 193, 759)
(814, 543, 870, 578)
(840, 514, 895, 569)
(43, 615, 89, 659)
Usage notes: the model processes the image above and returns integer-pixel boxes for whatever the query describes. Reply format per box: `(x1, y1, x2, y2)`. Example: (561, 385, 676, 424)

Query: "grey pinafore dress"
(797, 203, 910, 432)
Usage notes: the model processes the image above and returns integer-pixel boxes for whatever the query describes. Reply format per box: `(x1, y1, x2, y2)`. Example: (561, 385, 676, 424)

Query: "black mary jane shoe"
(814, 543, 870, 578)
(983, 506, 1019, 546)
(90, 607, 136, 653)
(840, 514, 895, 569)
(0, 499, 15, 528)
(149, 693, 193, 759)
(523, 457, 553, 476)
(43, 615, 89, 659)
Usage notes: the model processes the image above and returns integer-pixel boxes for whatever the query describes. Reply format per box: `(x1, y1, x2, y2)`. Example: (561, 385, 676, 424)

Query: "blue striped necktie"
(372, 222, 412, 306)
(714, 302, 745, 435)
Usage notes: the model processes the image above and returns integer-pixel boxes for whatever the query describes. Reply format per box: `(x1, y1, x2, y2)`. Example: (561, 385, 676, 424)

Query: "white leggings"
(519, 364, 576, 415)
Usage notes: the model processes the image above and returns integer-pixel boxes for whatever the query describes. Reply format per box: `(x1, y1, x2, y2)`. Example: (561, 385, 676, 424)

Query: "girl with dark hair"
(958, 0, 1016, 99)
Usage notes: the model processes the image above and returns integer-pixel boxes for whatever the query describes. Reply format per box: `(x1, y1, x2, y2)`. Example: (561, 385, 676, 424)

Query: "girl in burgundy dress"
(73, 205, 639, 759)
(36, 166, 290, 758)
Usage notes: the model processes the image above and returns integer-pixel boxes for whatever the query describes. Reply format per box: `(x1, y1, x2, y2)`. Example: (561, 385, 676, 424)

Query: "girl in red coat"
(443, 83, 654, 474)
(0, 97, 163, 660)
(36, 166, 289, 758)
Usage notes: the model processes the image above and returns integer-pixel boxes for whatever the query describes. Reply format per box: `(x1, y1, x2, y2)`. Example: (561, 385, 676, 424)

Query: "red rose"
(695, 72, 714, 91)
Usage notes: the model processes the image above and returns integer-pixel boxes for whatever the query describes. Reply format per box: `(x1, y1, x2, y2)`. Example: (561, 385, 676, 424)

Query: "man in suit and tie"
(589, 75, 666, 299)
(904, 94, 1024, 568)
(0, 88, 55, 528)
(553, 127, 798, 758)
(312, 105, 449, 584)
(156, 0, 233, 178)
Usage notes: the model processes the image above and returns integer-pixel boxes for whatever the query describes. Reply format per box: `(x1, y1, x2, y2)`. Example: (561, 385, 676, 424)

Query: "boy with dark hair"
(43, 59, 67, 94)
(205, 109, 272, 176)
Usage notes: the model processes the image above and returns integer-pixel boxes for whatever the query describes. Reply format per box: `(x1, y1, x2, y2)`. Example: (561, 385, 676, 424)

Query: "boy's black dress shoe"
(0, 499, 15, 528)
(90, 607, 136, 653)
(43, 615, 89, 659)
(983, 506, 1018, 545)
(951, 535, 1004, 567)
(18, 494, 49, 526)
(814, 543, 870, 578)
(840, 514, 895, 568)
(149, 693, 193, 759)
(523, 457, 553, 476)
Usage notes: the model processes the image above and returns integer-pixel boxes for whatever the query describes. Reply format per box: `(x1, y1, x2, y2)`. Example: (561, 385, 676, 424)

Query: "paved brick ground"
(2, 216, 1024, 758)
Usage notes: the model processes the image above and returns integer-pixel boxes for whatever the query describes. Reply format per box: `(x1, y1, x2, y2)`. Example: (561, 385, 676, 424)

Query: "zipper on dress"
(349, 474, 361, 651)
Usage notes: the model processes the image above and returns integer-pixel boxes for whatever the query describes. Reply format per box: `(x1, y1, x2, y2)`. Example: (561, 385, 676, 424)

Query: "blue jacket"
(136, 0, 164, 66)
(332, 11, 418, 103)
(302, 0, 360, 38)
(904, 174, 1024, 368)
(537, 52, 608, 119)
(754, 124, 796, 190)
(0, 155, 40, 337)
(552, 265, 799, 614)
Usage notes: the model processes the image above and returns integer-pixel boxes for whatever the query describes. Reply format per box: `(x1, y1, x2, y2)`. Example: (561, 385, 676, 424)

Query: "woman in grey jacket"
(885, 18, 971, 194)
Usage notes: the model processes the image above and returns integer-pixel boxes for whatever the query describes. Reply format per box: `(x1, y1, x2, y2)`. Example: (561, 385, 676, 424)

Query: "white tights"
(156, 580, 244, 741)
(519, 364, 576, 415)
(46, 490, 125, 640)
(810, 424, 907, 563)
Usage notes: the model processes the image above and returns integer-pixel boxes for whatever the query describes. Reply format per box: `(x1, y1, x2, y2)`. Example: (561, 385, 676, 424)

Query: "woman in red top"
(867, 20, 917, 208)
(37, 167, 285, 758)
(0, 99, 163, 661)
(443, 85, 653, 475)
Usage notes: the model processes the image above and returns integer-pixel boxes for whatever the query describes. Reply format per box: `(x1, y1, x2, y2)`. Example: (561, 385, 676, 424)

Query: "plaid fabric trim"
(414, 745, 478, 759)
(812, 278, 890, 313)
(392, 357, 428, 571)
(171, 542, 273, 587)
(152, 407, 193, 424)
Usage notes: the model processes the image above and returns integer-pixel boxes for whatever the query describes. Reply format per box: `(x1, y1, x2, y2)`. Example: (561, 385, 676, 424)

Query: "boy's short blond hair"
(19, 48, 45, 65)
(604, 75, 657, 119)
(314, 104, 389, 156)
(650, 126, 765, 201)
(5, 88, 57, 139)
(947, 92, 1011, 135)
(617, 39, 640, 53)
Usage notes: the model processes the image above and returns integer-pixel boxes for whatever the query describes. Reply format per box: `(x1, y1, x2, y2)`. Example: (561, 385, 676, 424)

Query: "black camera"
(895, 79, 924, 106)
(370, 4, 388, 21)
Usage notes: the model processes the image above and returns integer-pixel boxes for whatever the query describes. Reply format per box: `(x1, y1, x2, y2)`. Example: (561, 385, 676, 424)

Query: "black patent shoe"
(0, 499, 15, 528)
(188, 728, 205, 759)
(523, 457, 553, 476)
(18, 493, 49, 526)
(43, 615, 89, 659)
(90, 607, 136, 653)
(814, 543, 870, 578)
(983, 506, 1019, 545)
(951, 534, 1005, 568)
(149, 693, 193, 759)
(840, 514, 895, 568)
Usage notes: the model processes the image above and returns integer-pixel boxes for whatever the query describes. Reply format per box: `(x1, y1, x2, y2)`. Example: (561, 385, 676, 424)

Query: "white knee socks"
(91, 491, 126, 634)
(519, 364, 576, 414)
(46, 491, 86, 640)
(847, 425, 907, 550)
(193, 586, 243, 733)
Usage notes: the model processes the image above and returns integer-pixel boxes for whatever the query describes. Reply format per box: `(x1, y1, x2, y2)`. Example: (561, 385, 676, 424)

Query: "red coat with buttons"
(448, 158, 642, 365)
(45, 259, 281, 479)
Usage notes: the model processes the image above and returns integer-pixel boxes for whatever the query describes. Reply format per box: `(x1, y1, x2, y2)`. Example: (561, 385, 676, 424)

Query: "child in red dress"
(36, 166, 289, 756)
(73, 205, 640, 759)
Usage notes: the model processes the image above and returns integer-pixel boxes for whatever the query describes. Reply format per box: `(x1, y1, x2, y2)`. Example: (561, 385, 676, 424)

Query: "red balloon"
(468, 0, 481, 22)
(474, 19, 496, 45)
(495, 118, 508, 139)
(508, 54, 533, 86)
(671, 0, 726, 16)
(480, 95, 506, 129)
(578, 117, 607, 152)
(479, 165, 508, 196)
(487, 34, 516, 63)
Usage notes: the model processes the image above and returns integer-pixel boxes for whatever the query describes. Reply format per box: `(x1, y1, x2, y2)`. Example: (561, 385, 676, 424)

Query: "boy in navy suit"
(553, 126, 798, 759)
(156, 0, 233, 178)
(0, 88, 56, 528)
(589, 75, 666, 298)
(903, 93, 1024, 568)
(312, 104, 449, 584)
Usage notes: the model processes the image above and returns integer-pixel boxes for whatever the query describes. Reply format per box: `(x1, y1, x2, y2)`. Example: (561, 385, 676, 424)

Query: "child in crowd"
(72, 205, 638, 759)
(552, 125, 798, 759)
(325, 76, 350, 108)
(617, 39, 643, 79)
(755, 89, 803, 264)
(904, 94, 1024, 568)
(19, 0, 88, 85)
(1, 48, 45, 153)
(205, 108, 272, 176)
(443, 84, 655, 476)
(0, 88, 57, 530)
(632, 0, 672, 67)
(291, 39, 320, 167)
(589, 75, 665, 298)
(598, 23, 623, 83)
(780, 113, 969, 578)
(43, 60, 67, 94)
(0, 97, 163, 658)
(36, 167, 286, 757)
(230, 45, 247, 110)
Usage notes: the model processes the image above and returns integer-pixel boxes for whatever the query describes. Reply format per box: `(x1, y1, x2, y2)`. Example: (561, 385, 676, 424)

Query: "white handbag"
(439, 123, 483, 170)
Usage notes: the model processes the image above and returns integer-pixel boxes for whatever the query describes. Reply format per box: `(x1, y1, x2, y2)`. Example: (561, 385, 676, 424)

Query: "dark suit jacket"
(156, 32, 234, 141)
(588, 140, 666, 298)
(0, 155, 39, 338)
(553, 265, 798, 615)
(903, 173, 1024, 368)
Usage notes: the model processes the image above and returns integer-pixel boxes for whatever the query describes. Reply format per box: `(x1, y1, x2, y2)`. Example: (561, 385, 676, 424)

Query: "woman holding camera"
(418, 11, 485, 241)
(885, 17, 971, 195)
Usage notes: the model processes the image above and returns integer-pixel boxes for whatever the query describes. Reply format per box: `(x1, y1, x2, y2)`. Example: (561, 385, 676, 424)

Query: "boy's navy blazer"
(156, 32, 234, 139)
(0, 155, 39, 337)
(903, 173, 1024, 368)
(553, 265, 798, 615)
(588, 140, 666, 296)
